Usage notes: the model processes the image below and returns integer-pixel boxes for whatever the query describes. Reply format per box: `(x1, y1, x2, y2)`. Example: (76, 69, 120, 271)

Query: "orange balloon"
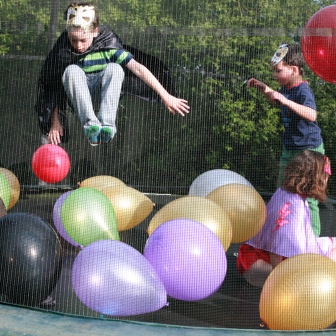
(79, 175, 125, 191)
(0, 168, 20, 210)
(260, 254, 336, 330)
(207, 183, 266, 243)
(147, 196, 232, 251)
(102, 185, 154, 231)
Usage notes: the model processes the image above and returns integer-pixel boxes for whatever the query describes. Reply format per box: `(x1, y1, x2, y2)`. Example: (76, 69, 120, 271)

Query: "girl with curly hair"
(237, 150, 335, 287)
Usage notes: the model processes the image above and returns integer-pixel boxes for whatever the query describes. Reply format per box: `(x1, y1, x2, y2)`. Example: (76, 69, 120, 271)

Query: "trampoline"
(0, 187, 333, 335)
(2, 0, 336, 334)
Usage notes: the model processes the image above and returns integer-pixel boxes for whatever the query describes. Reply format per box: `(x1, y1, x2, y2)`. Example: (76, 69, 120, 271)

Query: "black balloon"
(0, 213, 62, 305)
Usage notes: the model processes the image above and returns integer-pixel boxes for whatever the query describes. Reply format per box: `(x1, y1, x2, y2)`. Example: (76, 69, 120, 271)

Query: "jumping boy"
(35, 2, 189, 146)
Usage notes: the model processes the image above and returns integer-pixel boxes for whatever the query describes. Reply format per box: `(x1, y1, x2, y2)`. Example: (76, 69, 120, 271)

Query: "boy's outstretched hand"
(247, 78, 272, 93)
(247, 78, 280, 105)
(162, 95, 190, 116)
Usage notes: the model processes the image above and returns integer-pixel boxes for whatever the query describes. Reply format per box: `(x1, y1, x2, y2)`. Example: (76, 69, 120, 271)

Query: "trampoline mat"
(4, 188, 336, 333)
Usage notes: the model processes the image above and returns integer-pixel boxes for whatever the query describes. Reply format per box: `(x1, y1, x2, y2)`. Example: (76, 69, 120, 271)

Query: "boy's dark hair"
(282, 44, 305, 76)
(282, 150, 330, 202)
(64, 2, 99, 29)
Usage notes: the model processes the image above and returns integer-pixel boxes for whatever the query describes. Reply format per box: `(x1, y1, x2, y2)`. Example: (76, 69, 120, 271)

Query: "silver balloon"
(189, 169, 254, 197)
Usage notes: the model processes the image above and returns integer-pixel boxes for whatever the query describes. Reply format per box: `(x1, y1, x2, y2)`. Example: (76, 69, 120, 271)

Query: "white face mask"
(66, 5, 96, 31)
(271, 44, 289, 66)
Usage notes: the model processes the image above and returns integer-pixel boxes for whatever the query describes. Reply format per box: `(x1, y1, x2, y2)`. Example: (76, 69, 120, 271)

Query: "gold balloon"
(0, 168, 20, 210)
(147, 196, 232, 251)
(260, 254, 336, 330)
(102, 185, 154, 231)
(206, 183, 266, 244)
(79, 175, 125, 191)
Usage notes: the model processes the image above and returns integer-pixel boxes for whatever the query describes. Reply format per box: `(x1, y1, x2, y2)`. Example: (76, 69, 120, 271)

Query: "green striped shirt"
(77, 49, 133, 73)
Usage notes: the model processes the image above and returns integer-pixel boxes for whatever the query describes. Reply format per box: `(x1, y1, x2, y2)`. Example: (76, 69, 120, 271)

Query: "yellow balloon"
(260, 254, 336, 330)
(0, 168, 20, 210)
(206, 183, 266, 244)
(79, 175, 125, 191)
(102, 185, 154, 231)
(147, 196, 232, 251)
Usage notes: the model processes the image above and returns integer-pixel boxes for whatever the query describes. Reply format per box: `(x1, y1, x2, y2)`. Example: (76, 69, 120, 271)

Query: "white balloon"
(188, 169, 254, 197)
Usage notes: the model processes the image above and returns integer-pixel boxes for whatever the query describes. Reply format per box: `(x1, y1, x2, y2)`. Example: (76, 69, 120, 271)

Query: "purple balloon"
(144, 219, 227, 301)
(53, 191, 80, 247)
(72, 240, 167, 316)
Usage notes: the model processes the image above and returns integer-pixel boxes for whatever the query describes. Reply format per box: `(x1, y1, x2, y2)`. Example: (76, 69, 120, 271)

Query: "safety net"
(1, 0, 336, 332)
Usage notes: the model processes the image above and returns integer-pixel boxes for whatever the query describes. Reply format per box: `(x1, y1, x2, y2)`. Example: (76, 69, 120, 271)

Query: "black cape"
(35, 26, 176, 143)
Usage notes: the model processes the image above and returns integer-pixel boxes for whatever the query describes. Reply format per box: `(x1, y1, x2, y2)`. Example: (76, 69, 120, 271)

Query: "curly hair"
(282, 150, 330, 202)
(282, 44, 306, 76)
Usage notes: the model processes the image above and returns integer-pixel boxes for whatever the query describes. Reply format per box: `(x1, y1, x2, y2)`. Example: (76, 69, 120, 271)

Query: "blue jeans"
(62, 63, 125, 136)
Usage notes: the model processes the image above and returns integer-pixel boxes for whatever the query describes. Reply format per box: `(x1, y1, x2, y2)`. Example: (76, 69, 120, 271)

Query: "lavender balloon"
(72, 240, 167, 316)
(53, 191, 80, 247)
(144, 218, 227, 301)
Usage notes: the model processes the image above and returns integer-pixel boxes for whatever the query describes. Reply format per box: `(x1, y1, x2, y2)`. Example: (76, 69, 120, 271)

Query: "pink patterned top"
(246, 188, 332, 258)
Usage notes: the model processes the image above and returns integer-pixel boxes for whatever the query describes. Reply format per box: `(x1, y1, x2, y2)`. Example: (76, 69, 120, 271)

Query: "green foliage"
(2, 0, 336, 193)
(0, 0, 51, 54)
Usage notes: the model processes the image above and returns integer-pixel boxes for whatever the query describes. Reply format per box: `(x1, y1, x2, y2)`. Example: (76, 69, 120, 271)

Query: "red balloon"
(301, 5, 336, 83)
(32, 144, 70, 183)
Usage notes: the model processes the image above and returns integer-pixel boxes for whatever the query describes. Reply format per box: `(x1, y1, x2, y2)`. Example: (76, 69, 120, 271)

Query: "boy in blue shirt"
(247, 43, 324, 236)
(36, 2, 189, 146)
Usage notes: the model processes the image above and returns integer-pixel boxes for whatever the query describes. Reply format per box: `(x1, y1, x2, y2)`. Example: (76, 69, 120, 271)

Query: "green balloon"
(0, 173, 10, 210)
(61, 187, 119, 246)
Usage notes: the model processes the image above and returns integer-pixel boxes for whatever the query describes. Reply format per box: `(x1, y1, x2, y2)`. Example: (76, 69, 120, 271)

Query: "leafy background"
(1, 0, 336, 194)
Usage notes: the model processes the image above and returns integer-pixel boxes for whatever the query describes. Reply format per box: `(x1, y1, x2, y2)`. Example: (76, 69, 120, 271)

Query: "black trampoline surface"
(3, 187, 336, 334)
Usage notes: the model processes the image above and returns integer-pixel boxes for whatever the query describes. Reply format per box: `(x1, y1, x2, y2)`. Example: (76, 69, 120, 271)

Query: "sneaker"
(85, 126, 101, 146)
(100, 127, 114, 144)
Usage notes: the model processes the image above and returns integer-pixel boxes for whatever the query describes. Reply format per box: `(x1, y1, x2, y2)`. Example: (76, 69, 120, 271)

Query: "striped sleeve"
(108, 49, 133, 65)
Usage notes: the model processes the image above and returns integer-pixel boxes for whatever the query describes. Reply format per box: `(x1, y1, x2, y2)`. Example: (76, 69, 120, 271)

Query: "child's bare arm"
(248, 78, 317, 120)
(265, 91, 317, 122)
(48, 106, 63, 145)
(126, 59, 190, 116)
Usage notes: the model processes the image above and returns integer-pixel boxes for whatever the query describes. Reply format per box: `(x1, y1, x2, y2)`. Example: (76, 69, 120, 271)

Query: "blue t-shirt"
(279, 82, 322, 150)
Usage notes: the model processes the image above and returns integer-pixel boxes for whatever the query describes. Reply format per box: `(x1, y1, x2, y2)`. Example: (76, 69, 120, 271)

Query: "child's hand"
(48, 106, 63, 145)
(162, 95, 190, 116)
(48, 124, 63, 145)
(247, 78, 272, 94)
